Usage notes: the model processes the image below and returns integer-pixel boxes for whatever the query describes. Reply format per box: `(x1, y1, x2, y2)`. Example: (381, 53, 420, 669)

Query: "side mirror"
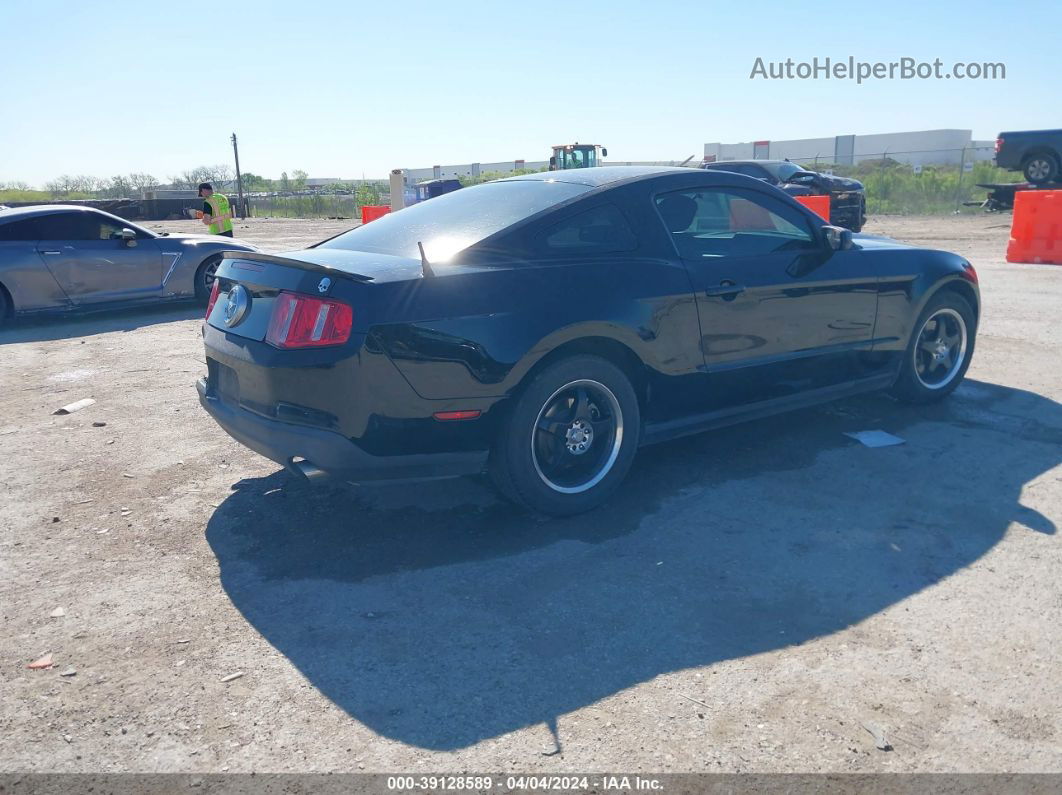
(111, 228, 138, 247)
(822, 224, 853, 251)
(601, 148, 608, 158)
(786, 171, 817, 184)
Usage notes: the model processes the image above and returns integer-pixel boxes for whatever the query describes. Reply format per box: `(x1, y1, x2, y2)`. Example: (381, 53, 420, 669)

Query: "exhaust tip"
(288, 457, 328, 481)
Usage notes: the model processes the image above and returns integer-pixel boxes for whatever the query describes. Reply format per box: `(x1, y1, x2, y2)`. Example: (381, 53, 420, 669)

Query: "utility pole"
(231, 132, 246, 219)
(954, 145, 968, 214)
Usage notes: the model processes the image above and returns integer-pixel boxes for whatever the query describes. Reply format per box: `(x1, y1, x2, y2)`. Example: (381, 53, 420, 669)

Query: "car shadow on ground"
(206, 379, 1060, 750)
(0, 302, 202, 344)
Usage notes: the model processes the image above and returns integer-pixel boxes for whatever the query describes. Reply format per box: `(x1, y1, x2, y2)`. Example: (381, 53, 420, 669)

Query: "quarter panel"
(370, 258, 701, 400)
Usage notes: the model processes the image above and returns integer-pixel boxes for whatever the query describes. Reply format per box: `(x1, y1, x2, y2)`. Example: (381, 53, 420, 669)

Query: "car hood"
(161, 233, 257, 249)
(817, 174, 864, 192)
(852, 234, 912, 250)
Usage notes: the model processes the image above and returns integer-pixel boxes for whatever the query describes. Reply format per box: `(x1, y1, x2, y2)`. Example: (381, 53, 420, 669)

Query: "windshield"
(320, 180, 592, 261)
(774, 162, 806, 181)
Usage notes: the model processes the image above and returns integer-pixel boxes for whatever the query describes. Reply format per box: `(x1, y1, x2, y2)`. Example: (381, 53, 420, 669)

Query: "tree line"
(3, 166, 326, 199)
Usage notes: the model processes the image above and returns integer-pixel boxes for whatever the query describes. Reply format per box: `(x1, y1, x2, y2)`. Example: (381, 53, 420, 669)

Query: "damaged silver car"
(0, 205, 257, 323)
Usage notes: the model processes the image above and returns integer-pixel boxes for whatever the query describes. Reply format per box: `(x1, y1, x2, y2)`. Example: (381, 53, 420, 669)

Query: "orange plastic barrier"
(794, 195, 831, 221)
(361, 205, 391, 224)
(1006, 190, 1062, 265)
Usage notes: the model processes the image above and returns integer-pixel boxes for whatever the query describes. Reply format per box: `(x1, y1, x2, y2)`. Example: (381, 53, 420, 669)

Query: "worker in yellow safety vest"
(198, 182, 234, 237)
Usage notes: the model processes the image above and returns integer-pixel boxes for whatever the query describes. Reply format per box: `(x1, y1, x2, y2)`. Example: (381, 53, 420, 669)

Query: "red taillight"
(995, 137, 1003, 153)
(205, 279, 221, 319)
(433, 409, 482, 421)
(266, 291, 353, 349)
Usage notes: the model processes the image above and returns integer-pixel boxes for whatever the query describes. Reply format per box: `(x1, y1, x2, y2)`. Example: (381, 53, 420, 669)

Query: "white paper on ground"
(844, 430, 905, 448)
(53, 398, 96, 415)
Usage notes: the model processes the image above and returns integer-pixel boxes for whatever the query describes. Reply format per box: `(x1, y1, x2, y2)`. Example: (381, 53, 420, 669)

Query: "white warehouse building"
(704, 129, 996, 167)
(391, 128, 995, 188)
(402, 160, 550, 184)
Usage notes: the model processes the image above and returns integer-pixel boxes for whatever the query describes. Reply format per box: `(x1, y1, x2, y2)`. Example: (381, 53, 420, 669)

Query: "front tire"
(1023, 153, 1059, 184)
(890, 291, 975, 404)
(194, 255, 223, 301)
(489, 355, 640, 516)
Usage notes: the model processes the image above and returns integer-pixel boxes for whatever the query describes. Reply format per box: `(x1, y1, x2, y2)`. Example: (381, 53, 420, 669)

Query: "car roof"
(499, 165, 691, 188)
(0, 203, 155, 236)
(0, 203, 106, 222)
(705, 160, 788, 167)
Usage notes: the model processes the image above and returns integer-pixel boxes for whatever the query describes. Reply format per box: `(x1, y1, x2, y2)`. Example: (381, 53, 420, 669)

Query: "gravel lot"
(1, 214, 1059, 774)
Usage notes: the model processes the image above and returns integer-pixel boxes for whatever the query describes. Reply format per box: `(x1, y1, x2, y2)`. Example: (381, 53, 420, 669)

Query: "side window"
(93, 217, 127, 240)
(0, 218, 47, 241)
(539, 203, 638, 254)
(33, 213, 95, 241)
(37, 212, 132, 241)
(732, 164, 770, 181)
(655, 188, 814, 260)
(711, 164, 768, 181)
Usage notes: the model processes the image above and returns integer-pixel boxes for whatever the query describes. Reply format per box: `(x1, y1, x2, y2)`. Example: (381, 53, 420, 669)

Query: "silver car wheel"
(202, 257, 221, 290)
(531, 379, 624, 494)
(1027, 158, 1051, 181)
(914, 308, 968, 390)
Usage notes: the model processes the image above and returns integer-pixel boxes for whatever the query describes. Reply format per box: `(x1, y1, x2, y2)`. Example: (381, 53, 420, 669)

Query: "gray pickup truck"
(995, 129, 1062, 184)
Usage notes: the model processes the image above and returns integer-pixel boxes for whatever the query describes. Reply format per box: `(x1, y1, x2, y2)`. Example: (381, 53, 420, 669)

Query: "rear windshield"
(319, 180, 592, 261)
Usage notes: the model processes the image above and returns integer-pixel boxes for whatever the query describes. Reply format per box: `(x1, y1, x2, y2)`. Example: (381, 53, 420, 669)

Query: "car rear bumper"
(197, 377, 488, 483)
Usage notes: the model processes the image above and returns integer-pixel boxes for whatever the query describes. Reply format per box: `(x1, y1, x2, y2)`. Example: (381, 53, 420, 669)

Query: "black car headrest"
(658, 195, 698, 233)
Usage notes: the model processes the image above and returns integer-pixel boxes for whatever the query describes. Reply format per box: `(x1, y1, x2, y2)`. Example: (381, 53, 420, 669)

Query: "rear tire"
(1023, 153, 1059, 185)
(0, 285, 9, 326)
(489, 355, 640, 516)
(890, 291, 975, 404)
(194, 255, 223, 301)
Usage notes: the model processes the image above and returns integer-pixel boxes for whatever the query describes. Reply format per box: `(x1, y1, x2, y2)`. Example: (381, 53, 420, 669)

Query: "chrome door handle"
(704, 281, 745, 298)
(40, 250, 62, 255)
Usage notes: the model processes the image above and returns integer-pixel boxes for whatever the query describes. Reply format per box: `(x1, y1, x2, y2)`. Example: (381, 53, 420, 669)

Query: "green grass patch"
(0, 189, 99, 202)
(797, 159, 1024, 215)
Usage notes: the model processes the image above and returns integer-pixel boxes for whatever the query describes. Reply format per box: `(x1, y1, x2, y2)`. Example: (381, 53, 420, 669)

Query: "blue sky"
(1, 0, 1056, 186)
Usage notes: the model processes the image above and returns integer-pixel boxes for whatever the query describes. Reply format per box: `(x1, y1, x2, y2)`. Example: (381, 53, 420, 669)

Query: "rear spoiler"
(221, 250, 374, 282)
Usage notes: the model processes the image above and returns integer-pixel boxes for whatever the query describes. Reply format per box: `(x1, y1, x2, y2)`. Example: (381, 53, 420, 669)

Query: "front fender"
(161, 239, 256, 297)
(913, 273, 980, 324)
(873, 249, 978, 352)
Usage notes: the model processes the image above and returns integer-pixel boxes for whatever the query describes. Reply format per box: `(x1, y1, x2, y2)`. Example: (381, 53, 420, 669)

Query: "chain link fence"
(6, 147, 1027, 219)
(246, 183, 386, 220)
(779, 146, 1022, 214)
(248, 194, 363, 220)
(249, 151, 1022, 217)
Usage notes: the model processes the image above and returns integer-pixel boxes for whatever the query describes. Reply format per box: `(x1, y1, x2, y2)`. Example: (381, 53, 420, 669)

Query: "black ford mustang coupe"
(198, 167, 978, 515)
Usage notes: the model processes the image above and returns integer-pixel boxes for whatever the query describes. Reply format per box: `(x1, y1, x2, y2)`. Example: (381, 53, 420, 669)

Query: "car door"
(654, 185, 878, 410)
(0, 215, 75, 310)
(34, 211, 162, 305)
